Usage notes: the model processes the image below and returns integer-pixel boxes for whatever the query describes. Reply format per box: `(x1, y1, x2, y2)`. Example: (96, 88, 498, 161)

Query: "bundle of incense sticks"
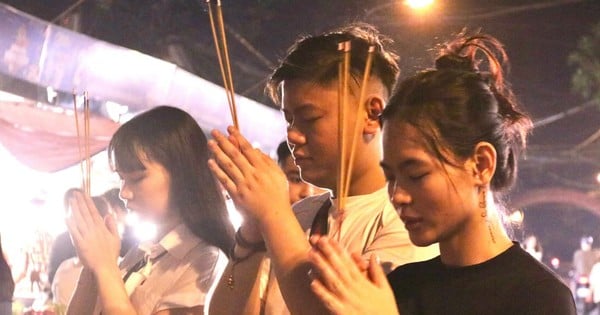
(335, 43, 375, 241)
(206, 0, 238, 129)
(73, 91, 91, 195)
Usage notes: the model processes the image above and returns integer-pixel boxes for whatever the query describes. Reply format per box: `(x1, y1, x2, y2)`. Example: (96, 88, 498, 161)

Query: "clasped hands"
(65, 190, 121, 275)
(208, 126, 291, 228)
(308, 235, 400, 315)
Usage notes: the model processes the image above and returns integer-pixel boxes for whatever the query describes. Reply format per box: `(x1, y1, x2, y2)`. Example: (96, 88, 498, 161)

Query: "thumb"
(368, 254, 388, 288)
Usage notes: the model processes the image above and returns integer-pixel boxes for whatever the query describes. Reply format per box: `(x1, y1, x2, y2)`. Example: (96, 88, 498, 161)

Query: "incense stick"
(73, 91, 86, 192)
(83, 92, 91, 196)
(73, 91, 91, 195)
(338, 41, 351, 214)
(343, 46, 375, 200)
(206, 0, 239, 128)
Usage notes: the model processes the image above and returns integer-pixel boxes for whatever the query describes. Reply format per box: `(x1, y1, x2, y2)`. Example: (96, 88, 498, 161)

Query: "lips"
(293, 156, 311, 167)
(401, 215, 423, 231)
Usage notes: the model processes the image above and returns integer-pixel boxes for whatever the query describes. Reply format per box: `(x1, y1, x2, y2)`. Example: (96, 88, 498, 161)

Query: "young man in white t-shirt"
(207, 23, 438, 315)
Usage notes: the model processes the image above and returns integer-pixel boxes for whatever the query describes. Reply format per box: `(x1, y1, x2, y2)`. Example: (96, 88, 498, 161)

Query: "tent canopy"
(0, 3, 286, 172)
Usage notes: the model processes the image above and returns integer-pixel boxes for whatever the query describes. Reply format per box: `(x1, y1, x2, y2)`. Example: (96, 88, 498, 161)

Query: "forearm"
(209, 251, 265, 315)
(66, 268, 98, 315)
(259, 209, 329, 315)
(68, 265, 137, 315)
(94, 265, 137, 315)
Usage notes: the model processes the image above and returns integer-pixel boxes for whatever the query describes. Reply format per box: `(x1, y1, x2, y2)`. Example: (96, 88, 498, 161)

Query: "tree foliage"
(569, 21, 600, 110)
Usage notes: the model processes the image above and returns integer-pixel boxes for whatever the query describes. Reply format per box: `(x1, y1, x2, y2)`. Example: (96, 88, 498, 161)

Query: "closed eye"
(408, 172, 429, 181)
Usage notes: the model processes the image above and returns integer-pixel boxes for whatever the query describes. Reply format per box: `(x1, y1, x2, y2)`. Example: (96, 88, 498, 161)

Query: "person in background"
(572, 235, 599, 315)
(66, 105, 234, 315)
(276, 140, 324, 205)
(0, 233, 15, 315)
(307, 31, 576, 314)
(523, 234, 543, 262)
(573, 236, 598, 282)
(47, 188, 80, 288)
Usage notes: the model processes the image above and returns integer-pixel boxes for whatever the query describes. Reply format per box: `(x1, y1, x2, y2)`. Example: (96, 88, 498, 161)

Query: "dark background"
(2, 0, 600, 266)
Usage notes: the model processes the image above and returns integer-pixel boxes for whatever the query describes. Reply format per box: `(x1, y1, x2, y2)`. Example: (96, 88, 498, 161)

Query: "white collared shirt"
(94, 223, 226, 315)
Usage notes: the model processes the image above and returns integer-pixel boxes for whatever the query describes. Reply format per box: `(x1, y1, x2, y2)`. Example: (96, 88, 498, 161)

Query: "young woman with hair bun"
(308, 32, 576, 315)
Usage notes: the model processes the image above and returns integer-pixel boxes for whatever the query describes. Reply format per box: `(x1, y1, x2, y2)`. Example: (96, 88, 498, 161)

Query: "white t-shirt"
(91, 224, 226, 315)
(261, 187, 439, 315)
(52, 257, 83, 307)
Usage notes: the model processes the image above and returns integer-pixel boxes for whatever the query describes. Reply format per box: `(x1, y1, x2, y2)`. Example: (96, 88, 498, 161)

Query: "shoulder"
(292, 192, 331, 229)
(491, 244, 574, 309)
(505, 245, 560, 277)
(507, 245, 570, 288)
(292, 191, 330, 213)
(158, 226, 223, 281)
(184, 238, 222, 274)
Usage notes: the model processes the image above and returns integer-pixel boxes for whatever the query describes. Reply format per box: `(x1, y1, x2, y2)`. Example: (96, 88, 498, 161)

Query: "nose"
(388, 181, 411, 211)
(286, 127, 306, 152)
(119, 182, 133, 201)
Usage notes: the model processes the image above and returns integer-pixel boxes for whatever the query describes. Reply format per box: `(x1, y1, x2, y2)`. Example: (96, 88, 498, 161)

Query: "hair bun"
(435, 54, 475, 72)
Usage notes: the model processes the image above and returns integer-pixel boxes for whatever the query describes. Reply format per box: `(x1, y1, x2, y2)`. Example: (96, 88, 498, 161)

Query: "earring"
(479, 186, 496, 243)
(479, 186, 487, 216)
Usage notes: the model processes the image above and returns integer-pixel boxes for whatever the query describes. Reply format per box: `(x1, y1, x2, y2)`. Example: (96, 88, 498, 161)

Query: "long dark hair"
(108, 105, 234, 253)
(382, 32, 532, 195)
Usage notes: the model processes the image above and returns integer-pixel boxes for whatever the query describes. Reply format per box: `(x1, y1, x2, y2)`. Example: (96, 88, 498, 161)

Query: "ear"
(363, 96, 384, 135)
(470, 142, 497, 186)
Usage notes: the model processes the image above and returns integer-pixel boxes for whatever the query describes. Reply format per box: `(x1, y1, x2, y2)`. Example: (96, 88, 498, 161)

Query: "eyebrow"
(285, 103, 321, 114)
(380, 158, 424, 171)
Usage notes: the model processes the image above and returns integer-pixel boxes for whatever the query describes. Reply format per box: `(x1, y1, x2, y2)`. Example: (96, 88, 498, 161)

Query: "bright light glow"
(125, 213, 157, 241)
(226, 198, 243, 230)
(508, 210, 524, 224)
(551, 257, 560, 269)
(46, 86, 57, 104)
(0, 90, 25, 102)
(104, 101, 129, 123)
(125, 211, 140, 226)
(135, 222, 157, 241)
(405, 0, 434, 10)
(596, 172, 600, 184)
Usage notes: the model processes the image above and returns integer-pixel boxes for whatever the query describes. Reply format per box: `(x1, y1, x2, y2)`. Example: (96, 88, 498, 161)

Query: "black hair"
(276, 141, 292, 166)
(266, 22, 400, 105)
(102, 188, 125, 213)
(108, 106, 234, 254)
(63, 188, 109, 217)
(382, 31, 532, 195)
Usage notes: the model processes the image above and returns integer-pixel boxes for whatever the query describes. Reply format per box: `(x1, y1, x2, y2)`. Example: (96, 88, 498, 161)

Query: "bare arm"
(208, 127, 330, 315)
(66, 267, 98, 315)
(208, 215, 266, 315)
(208, 245, 264, 315)
(258, 209, 322, 314)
